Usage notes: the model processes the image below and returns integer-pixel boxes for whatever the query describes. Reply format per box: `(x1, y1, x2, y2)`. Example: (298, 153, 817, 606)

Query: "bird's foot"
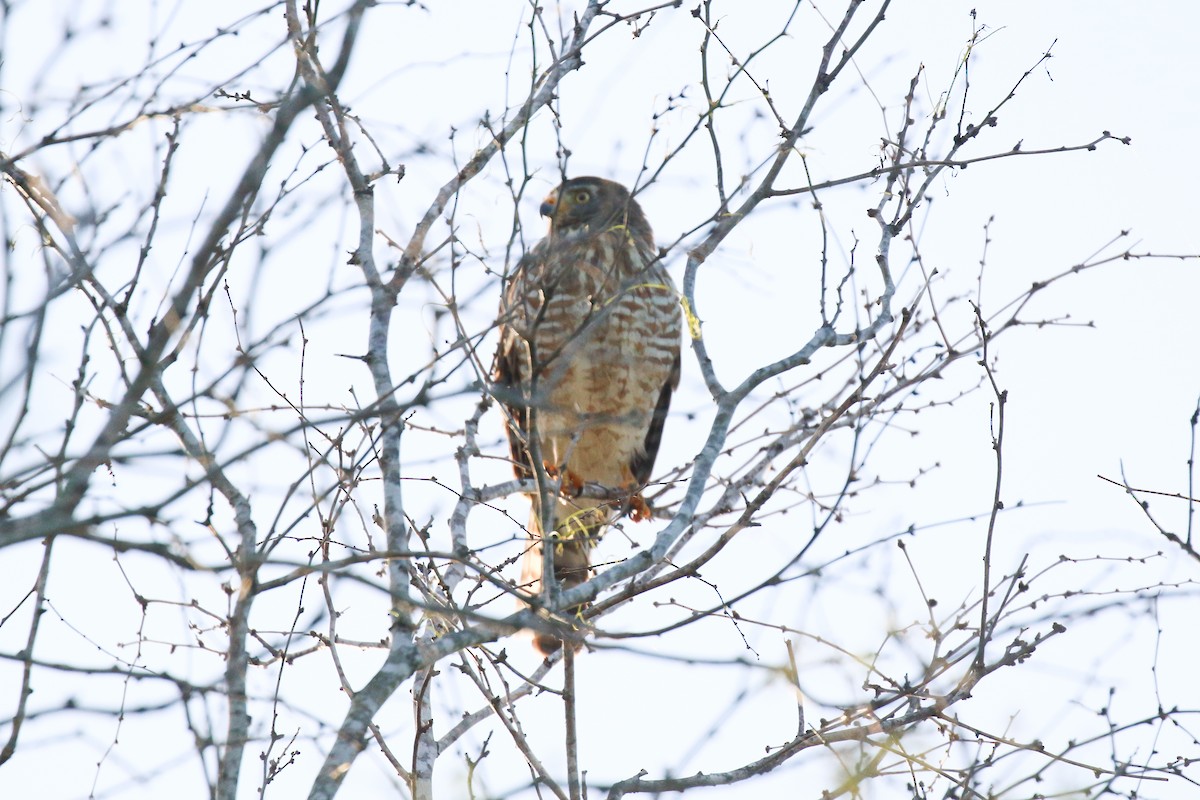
(627, 492, 653, 522)
(542, 464, 584, 497)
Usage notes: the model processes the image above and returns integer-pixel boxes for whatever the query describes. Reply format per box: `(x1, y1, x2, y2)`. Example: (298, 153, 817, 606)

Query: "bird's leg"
(542, 461, 585, 498)
(614, 475, 653, 522)
(561, 469, 585, 497)
(627, 493, 653, 522)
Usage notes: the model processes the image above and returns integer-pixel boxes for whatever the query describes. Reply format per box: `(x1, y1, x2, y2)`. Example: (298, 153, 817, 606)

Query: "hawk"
(494, 176, 682, 653)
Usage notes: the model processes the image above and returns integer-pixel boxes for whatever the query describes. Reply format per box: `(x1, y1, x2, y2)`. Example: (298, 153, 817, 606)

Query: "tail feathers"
(521, 499, 609, 654)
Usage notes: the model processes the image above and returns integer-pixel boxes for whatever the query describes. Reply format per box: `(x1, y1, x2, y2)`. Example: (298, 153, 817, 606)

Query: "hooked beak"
(539, 189, 558, 218)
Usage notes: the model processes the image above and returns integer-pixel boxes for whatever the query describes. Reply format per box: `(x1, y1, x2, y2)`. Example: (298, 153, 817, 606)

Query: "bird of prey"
(494, 176, 682, 653)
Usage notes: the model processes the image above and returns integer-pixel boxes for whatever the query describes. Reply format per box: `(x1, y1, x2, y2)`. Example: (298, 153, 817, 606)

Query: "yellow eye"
(573, 189, 591, 204)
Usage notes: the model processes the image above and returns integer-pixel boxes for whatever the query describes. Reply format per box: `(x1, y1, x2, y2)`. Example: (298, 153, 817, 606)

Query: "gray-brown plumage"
(494, 177, 681, 654)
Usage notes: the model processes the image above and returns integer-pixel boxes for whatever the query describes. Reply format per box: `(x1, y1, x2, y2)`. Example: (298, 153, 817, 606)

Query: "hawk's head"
(539, 177, 652, 244)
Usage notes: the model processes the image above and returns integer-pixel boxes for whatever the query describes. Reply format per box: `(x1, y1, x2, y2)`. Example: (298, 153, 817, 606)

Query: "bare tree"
(1, 1, 1196, 798)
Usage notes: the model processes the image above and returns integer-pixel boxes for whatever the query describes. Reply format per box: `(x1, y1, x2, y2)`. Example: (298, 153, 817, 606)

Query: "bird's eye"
(573, 189, 591, 204)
